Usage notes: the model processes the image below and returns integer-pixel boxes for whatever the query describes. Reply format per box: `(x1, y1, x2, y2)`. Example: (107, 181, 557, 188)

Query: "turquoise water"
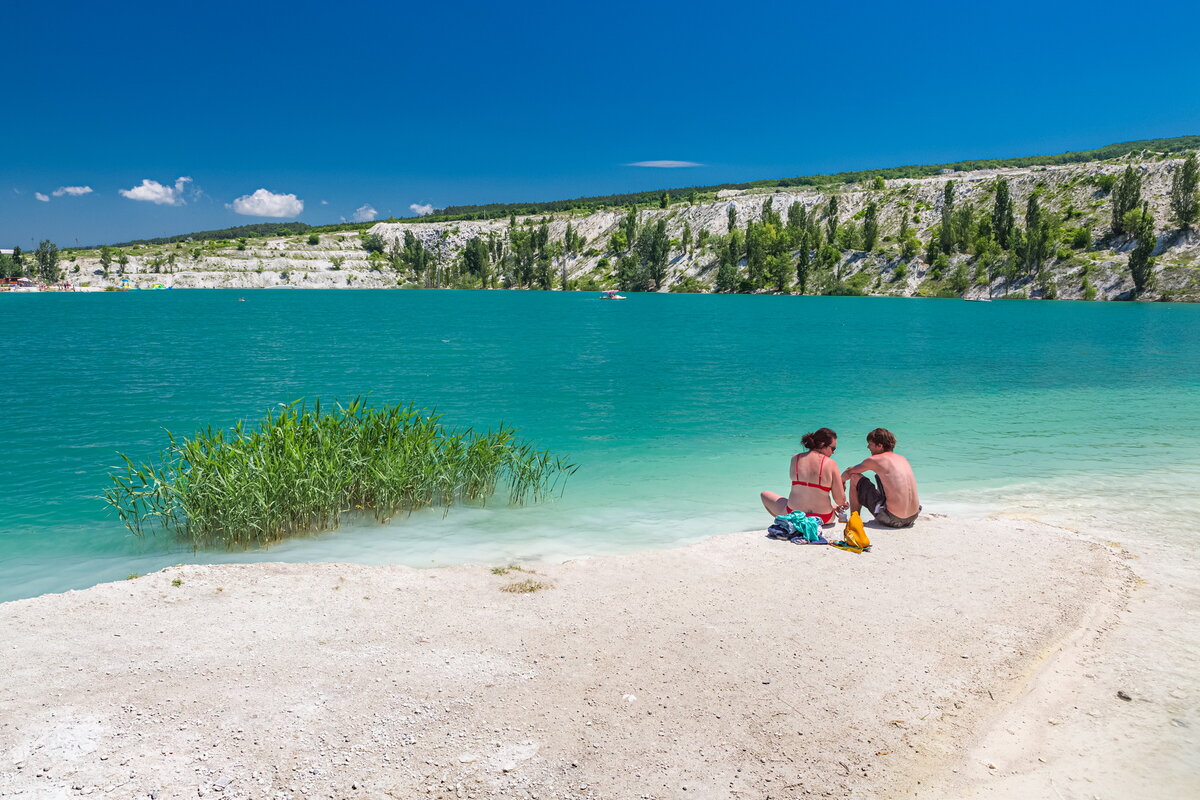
(2, 290, 1198, 602)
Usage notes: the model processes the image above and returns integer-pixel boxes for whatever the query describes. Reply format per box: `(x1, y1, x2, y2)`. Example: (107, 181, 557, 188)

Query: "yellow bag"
(845, 511, 871, 550)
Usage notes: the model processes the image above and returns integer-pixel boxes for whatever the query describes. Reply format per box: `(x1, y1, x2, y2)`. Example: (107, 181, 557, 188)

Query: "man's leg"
(855, 476, 884, 519)
(848, 476, 861, 514)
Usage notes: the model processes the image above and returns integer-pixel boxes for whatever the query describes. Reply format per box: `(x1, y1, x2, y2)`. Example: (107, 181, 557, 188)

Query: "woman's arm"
(828, 459, 848, 506)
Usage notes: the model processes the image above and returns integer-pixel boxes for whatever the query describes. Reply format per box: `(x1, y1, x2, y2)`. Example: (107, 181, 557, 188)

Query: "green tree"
(636, 219, 671, 290)
(745, 222, 770, 288)
(1128, 203, 1157, 295)
(715, 258, 740, 293)
(786, 201, 806, 234)
(863, 201, 880, 251)
(680, 221, 692, 254)
(1111, 165, 1142, 236)
(400, 231, 435, 280)
(11, 246, 24, 277)
(949, 262, 969, 294)
(727, 204, 737, 230)
(462, 236, 490, 284)
(871, 176, 886, 190)
(992, 178, 1014, 249)
(836, 221, 862, 251)
(307, 233, 320, 246)
(117, 251, 129, 275)
(35, 240, 60, 283)
(768, 253, 791, 292)
(534, 251, 553, 290)
(726, 227, 744, 269)
(659, 191, 670, 209)
(951, 203, 974, 253)
(99, 245, 113, 276)
(825, 195, 839, 244)
(939, 181, 956, 255)
(621, 207, 639, 249)
(817, 242, 840, 270)
(508, 229, 535, 286)
(899, 214, 919, 260)
(1170, 152, 1199, 230)
(362, 233, 386, 253)
(795, 231, 811, 293)
(563, 221, 584, 255)
(762, 197, 782, 228)
(1023, 193, 1049, 275)
(616, 251, 649, 292)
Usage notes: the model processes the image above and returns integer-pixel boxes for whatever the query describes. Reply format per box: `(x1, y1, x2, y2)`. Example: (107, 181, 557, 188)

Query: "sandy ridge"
(0, 517, 1123, 799)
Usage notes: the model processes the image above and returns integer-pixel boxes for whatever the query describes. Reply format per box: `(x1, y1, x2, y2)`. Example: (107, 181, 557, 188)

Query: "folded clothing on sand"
(768, 512, 824, 543)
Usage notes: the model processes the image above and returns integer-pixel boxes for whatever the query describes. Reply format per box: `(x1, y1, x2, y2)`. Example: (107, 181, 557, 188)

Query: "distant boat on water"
(600, 290, 627, 300)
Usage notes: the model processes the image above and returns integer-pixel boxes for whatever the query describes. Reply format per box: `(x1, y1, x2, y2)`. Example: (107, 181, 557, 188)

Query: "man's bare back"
(841, 428, 921, 527)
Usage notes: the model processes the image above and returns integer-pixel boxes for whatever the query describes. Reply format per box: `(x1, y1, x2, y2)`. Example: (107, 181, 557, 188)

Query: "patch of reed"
(104, 398, 576, 549)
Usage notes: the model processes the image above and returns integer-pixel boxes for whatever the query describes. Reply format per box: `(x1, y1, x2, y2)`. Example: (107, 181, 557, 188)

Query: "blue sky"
(4, 0, 1198, 247)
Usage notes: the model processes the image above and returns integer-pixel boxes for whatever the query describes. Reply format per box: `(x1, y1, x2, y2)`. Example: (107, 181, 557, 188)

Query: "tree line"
(410, 136, 1200, 224)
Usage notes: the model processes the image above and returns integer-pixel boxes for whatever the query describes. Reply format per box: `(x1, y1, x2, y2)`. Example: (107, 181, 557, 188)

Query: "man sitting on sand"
(841, 428, 921, 528)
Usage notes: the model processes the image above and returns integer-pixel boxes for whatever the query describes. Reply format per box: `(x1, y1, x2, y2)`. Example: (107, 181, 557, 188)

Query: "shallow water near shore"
(1, 290, 1198, 602)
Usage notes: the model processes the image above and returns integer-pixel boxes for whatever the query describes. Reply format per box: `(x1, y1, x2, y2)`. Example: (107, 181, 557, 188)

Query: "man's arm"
(841, 456, 877, 483)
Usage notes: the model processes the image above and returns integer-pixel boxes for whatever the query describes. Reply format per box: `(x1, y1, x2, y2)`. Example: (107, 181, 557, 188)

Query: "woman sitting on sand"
(760, 427, 849, 525)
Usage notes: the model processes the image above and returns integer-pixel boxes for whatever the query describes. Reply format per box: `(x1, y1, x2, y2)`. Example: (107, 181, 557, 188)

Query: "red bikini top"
(792, 453, 832, 492)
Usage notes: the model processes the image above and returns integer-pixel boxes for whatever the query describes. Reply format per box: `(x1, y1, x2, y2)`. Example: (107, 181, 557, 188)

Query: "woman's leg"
(760, 491, 789, 516)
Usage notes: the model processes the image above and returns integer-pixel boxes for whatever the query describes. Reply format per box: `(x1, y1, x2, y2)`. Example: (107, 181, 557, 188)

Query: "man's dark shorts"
(856, 476, 920, 528)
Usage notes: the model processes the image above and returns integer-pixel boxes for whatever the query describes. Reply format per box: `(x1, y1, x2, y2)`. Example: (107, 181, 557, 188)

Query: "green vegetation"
(1128, 203, 1157, 295)
(1171, 152, 1199, 229)
(490, 564, 534, 575)
(34, 240, 61, 283)
(400, 136, 1200, 223)
(111, 222, 313, 248)
(500, 578, 552, 594)
(76, 138, 1200, 248)
(104, 399, 577, 548)
(1110, 166, 1143, 236)
(21, 136, 1197, 301)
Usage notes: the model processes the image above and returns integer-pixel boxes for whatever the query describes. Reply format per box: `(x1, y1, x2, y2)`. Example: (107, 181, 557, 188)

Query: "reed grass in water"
(104, 399, 577, 548)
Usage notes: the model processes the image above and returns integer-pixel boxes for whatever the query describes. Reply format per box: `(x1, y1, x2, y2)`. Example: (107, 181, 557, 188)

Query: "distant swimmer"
(237, 298, 246, 302)
(841, 428, 921, 528)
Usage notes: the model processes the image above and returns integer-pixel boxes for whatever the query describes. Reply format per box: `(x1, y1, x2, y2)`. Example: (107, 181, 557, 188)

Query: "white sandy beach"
(0, 515, 1193, 799)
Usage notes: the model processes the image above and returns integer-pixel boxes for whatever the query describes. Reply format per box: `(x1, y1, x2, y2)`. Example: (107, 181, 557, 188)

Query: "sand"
(0, 515, 1182, 799)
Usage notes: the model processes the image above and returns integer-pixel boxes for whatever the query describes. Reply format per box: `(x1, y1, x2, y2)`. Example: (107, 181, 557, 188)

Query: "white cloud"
(628, 160, 703, 168)
(320, 199, 329, 205)
(230, 188, 304, 218)
(35, 192, 50, 202)
(119, 176, 192, 206)
(53, 185, 93, 197)
(352, 204, 378, 222)
(409, 203, 434, 217)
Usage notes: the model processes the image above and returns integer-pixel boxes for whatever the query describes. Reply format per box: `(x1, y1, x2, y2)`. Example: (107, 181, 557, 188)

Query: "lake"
(1, 290, 1197, 602)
